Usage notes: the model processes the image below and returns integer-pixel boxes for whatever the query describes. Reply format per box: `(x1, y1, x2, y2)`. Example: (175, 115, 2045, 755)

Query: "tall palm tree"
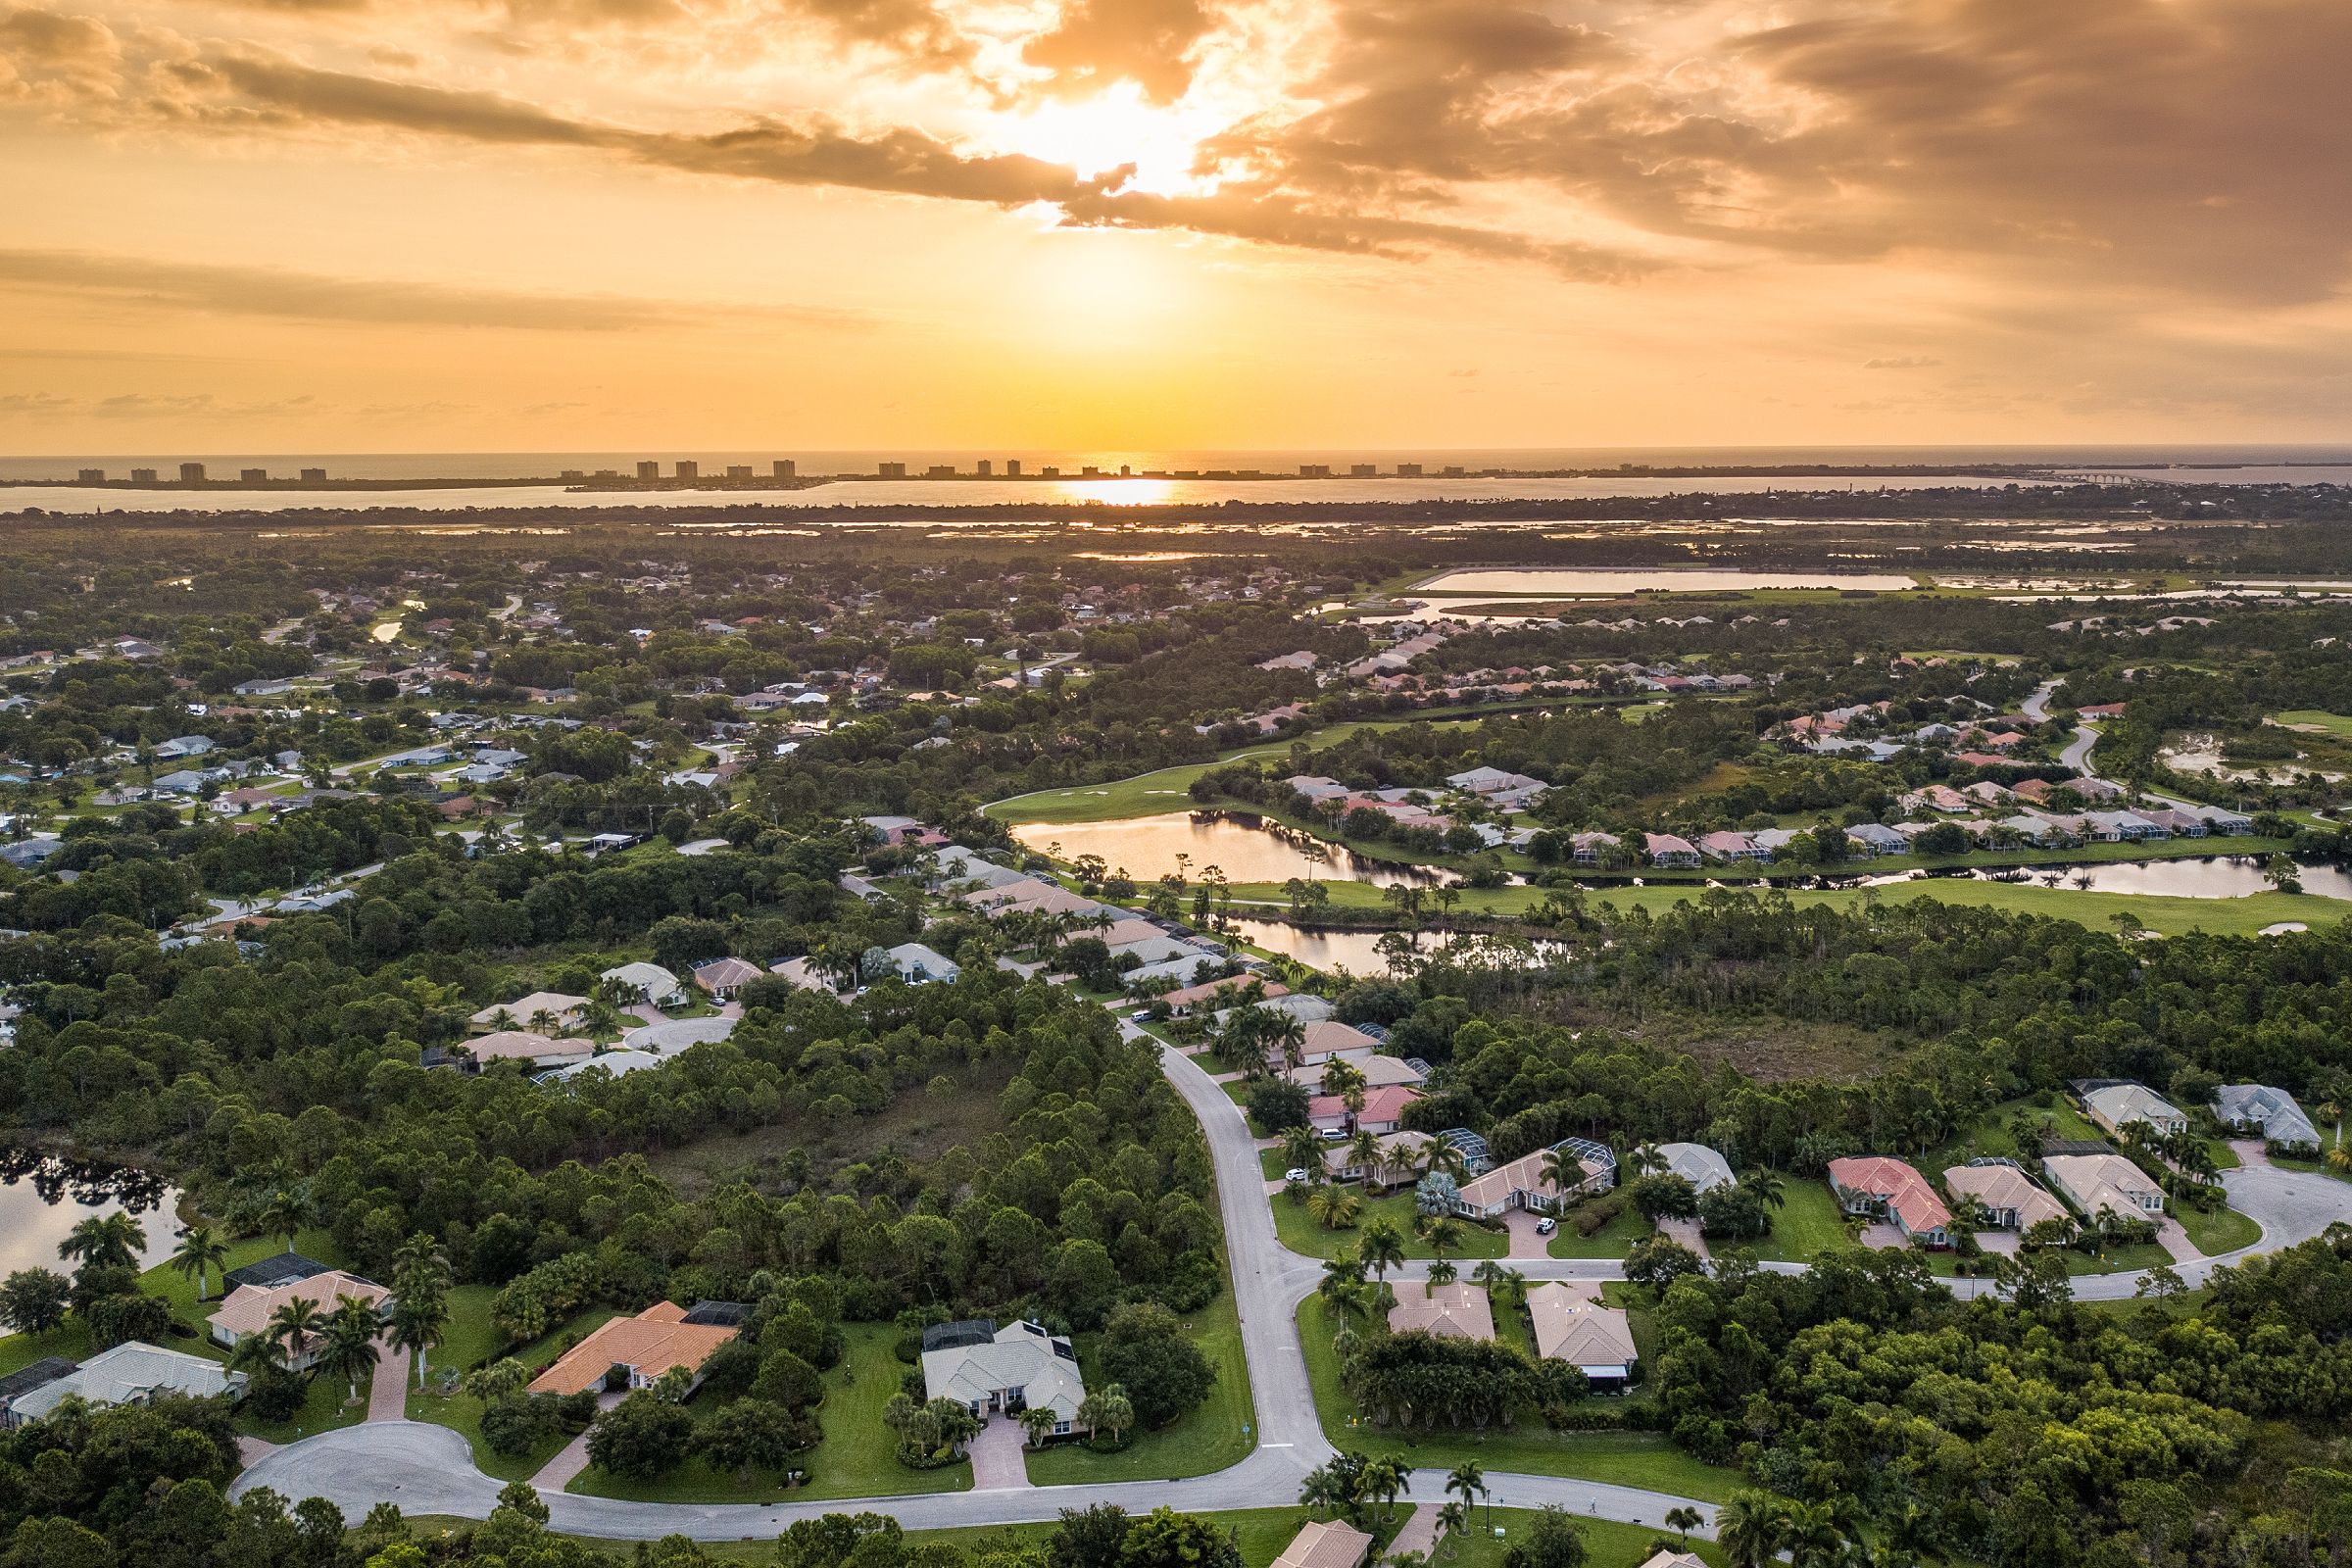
(1347, 1129, 1384, 1187)
(1664, 1505, 1704, 1545)
(259, 1188, 313, 1256)
(1421, 1141, 1468, 1182)
(59, 1212, 145, 1273)
(1435, 1501, 1469, 1559)
(1361, 1457, 1407, 1522)
(169, 1225, 230, 1301)
(1781, 1498, 1846, 1568)
(1444, 1460, 1487, 1521)
(320, 1298, 383, 1403)
(1539, 1146, 1586, 1210)
(1716, 1491, 1787, 1568)
(1359, 1221, 1406, 1284)
(388, 1290, 449, 1389)
(1424, 1257, 1458, 1297)
(1283, 1127, 1329, 1182)
(1742, 1168, 1788, 1211)
(268, 1296, 327, 1370)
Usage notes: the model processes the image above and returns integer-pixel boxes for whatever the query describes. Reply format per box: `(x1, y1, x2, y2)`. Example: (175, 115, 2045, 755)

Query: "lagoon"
(0, 1154, 180, 1284)
(1007, 811, 1444, 887)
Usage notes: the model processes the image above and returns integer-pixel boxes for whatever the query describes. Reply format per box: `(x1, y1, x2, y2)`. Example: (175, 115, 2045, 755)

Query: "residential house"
(622, 1016, 737, 1054)
(1296, 1020, 1384, 1064)
(2075, 1080, 2189, 1139)
(1698, 831, 1769, 863)
(691, 956, 763, 998)
(527, 1300, 742, 1396)
(601, 962, 685, 1007)
(1386, 1282, 1494, 1341)
(1827, 1155, 1952, 1248)
(1307, 1084, 1423, 1137)
(452, 1031, 594, 1070)
(1526, 1281, 1639, 1388)
(1845, 823, 1907, 857)
(1568, 831, 1621, 866)
(1650, 1143, 1737, 1195)
(1323, 1129, 1433, 1185)
(1447, 766, 1544, 798)
(2042, 1152, 2167, 1224)
(208, 1270, 390, 1371)
(920, 1320, 1085, 1433)
(1285, 1054, 1425, 1093)
(154, 735, 217, 760)
(2212, 1084, 2322, 1153)
(1643, 832, 1701, 868)
(1161, 974, 1289, 1013)
(1271, 1520, 1374, 1568)
(3, 1343, 245, 1429)
(1451, 1139, 1616, 1219)
(885, 942, 960, 984)
(1284, 775, 1351, 803)
(1941, 1163, 2068, 1233)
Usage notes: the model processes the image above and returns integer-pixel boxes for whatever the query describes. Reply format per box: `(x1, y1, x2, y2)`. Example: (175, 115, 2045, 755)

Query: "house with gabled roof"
(1828, 1155, 1951, 1248)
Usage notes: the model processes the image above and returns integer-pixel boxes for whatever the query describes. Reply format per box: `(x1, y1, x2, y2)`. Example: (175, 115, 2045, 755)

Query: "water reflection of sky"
(1009, 812, 1444, 887)
(1858, 856, 2352, 902)
(0, 1166, 179, 1282)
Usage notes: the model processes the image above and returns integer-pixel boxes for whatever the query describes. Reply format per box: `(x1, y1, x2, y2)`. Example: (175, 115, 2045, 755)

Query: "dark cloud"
(0, 246, 687, 329)
(1022, 0, 1214, 104)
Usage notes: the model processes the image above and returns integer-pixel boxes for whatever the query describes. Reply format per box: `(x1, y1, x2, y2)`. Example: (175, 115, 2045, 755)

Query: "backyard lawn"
(570, 1322, 971, 1503)
(1740, 1180, 1852, 1265)
(1273, 1191, 1509, 1261)
(1025, 1282, 1255, 1484)
(1294, 1298, 1740, 1503)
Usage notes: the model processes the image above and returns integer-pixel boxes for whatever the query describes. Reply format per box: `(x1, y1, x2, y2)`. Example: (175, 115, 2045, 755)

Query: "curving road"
(233, 1008, 2349, 1543)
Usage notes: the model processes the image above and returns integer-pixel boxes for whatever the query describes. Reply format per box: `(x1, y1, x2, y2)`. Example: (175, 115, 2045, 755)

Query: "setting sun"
(1000, 83, 1220, 193)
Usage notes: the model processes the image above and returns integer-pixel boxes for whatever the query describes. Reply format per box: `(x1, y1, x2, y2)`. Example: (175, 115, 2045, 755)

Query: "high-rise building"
(975, 460, 993, 477)
(179, 463, 208, 483)
(1081, 465, 1102, 477)
(241, 468, 269, 482)
(1349, 464, 1376, 477)
(676, 461, 699, 480)
(300, 467, 327, 481)
(1119, 465, 1132, 476)
(1299, 464, 1331, 478)
(1006, 459, 1022, 477)
(773, 459, 797, 478)
(637, 461, 660, 480)
(1396, 464, 1423, 477)
(880, 463, 906, 478)
(1040, 466, 1061, 478)
(77, 468, 104, 483)
(925, 465, 955, 478)
(130, 468, 158, 483)
(560, 469, 585, 481)
(1442, 466, 1466, 477)
(726, 465, 752, 479)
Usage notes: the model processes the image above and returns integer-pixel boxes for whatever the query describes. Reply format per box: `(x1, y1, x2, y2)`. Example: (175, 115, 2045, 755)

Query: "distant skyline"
(4, 0, 2350, 451)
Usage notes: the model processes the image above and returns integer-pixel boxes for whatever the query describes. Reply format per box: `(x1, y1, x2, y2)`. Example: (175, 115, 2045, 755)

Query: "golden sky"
(4, 0, 2350, 452)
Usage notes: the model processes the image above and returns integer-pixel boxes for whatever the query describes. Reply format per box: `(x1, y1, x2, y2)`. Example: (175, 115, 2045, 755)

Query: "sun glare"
(1003, 82, 1216, 193)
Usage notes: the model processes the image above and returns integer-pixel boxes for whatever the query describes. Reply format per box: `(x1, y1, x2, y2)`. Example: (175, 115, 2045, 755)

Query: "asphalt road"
(231, 985, 2352, 1542)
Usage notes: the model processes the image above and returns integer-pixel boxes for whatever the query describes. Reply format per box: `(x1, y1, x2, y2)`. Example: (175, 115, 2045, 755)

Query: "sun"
(1001, 82, 1216, 194)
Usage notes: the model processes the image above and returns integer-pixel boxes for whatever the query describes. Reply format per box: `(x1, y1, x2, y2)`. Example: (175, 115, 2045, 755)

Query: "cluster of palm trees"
(209, 1233, 453, 1413)
(880, 1393, 982, 1461)
(1715, 1489, 1936, 1568)
(1318, 1240, 1534, 1341)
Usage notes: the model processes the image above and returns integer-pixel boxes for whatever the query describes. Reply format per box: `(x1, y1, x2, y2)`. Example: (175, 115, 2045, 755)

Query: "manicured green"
(1546, 1204, 1656, 1259)
(1454, 1508, 1728, 1568)
(2271, 710, 2352, 740)
(1025, 1280, 1254, 1483)
(1295, 1298, 1741, 1503)
(1273, 1190, 1509, 1260)
(2175, 1198, 2264, 1258)
(1740, 1180, 1852, 1265)
(408, 1301, 623, 1483)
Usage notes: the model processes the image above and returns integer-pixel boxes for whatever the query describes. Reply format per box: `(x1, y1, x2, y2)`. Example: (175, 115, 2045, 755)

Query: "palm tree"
(1019, 1405, 1059, 1448)
(1283, 1127, 1330, 1183)
(259, 1188, 313, 1255)
(1347, 1129, 1384, 1186)
(1093, 1386, 1135, 1444)
(1742, 1167, 1788, 1212)
(1361, 1457, 1408, 1522)
(1539, 1145, 1586, 1210)
(59, 1212, 145, 1273)
(268, 1296, 327, 1370)
(1306, 1186, 1363, 1231)
(1424, 1257, 1457, 1297)
(320, 1298, 382, 1404)
(1664, 1506, 1704, 1546)
(1360, 1221, 1406, 1284)
(1781, 1498, 1846, 1568)
(1434, 1501, 1469, 1559)
(168, 1225, 230, 1302)
(1716, 1491, 1787, 1568)
(1414, 1212, 1461, 1263)
(1445, 1460, 1488, 1529)
(1421, 1140, 1469, 1182)
(388, 1291, 449, 1389)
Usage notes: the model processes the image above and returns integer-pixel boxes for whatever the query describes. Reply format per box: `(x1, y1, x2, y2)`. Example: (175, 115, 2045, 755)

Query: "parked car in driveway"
(1284, 1167, 1310, 1183)
(1534, 1216, 1557, 1235)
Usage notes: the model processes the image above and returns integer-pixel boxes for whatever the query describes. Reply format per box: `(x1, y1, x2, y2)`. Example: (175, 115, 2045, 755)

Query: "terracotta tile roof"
(526, 1301, 739, 1396)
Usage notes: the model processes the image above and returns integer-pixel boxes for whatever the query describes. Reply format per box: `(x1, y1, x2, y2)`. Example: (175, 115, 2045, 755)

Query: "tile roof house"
(1297, 1020, 1383, 1063)
(920, 1319, 1085, 1432)
(1307, 1084, 1423, 1136)
(1526, 1281, 1638, 1385)
(2212, 1084, 2322, 1152)
(1643, 832, 1701, 868)
(1650, 1143, 1737, 1194)
(208, 1270, 390, 1371)
(600, 962, 685, 1007)
(1698, 830, 1769, 862)
(885, 942, 960, 984)
(527, 1300, 741, 1396)
(691, 956, 763, 997)
(1941, 1163, 2068, 1233)
(1285, 1054, 1426, 1092)
(3, 1342, 245, 1428)
(455, 1031, 595, 1069)
(1452, 1140, 1615, 1219)
(469, 991, 590, 1032)
(2075, 1080, 2189, 1139)
(1828, 1155, 1952, 1247)
(1162, 975, 1289, 1012)
(1386, 1282, 1494, 1341)
(1271, 1520, 1374, 1568)
(2042, 1152, 2167, 1224)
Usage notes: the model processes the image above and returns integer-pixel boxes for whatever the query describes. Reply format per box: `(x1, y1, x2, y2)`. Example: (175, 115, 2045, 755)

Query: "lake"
(1231, 918, 1570, 974)
(1008, 811, 1446, 887)
(1412, 567, 1920, 596)
(0, 1153, 181, 1283)
(1856, 856, 2352, 902)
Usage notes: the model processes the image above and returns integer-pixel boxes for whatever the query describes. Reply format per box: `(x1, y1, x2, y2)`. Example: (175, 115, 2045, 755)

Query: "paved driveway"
(1502, 1208, 1553, 1259)
(968, 1417, 1030, 1490)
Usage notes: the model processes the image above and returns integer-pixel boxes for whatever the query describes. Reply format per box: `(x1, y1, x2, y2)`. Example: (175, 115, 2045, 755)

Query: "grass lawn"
(0, 1225, 346, 1382)
(1741, 1181, 1852, 1266)
(1913, 1096, 2107, 1175)
(2176, 1199, 2265, 1257)
(1273, 1191, 1509, 1261)
(1547, 1204, 1655, 1260)
(570, 1323, 971, 1502)
(243, 1362, 373, 1445)
(1025, 1278, 1255, 1484)
(1294, 1298, 1740, 1503)
(2271, 710, 2352, 740)
(1456, 1508, 1726, 1568)
(408, 1299, 624, 1484)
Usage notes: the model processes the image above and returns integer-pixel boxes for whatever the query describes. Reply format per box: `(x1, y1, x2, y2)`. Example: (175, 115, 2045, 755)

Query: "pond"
(1855, 856, 2352, 902)
(1008, 811, 1448, 887)
(0, 1152, 181, 1284)
(1230, 918, 1569, 974)
(1412, 567, 1919, 597)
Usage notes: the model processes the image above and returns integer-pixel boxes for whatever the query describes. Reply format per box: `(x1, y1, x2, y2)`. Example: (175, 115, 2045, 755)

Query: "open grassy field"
(571, 1322, 972, 1503)
(1024, 1277, 1254, 1484)
(1294, 1297, 1742, 1503)
(1272, 1190, 1509, 1261)
(2271, 710, 2352, 740)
